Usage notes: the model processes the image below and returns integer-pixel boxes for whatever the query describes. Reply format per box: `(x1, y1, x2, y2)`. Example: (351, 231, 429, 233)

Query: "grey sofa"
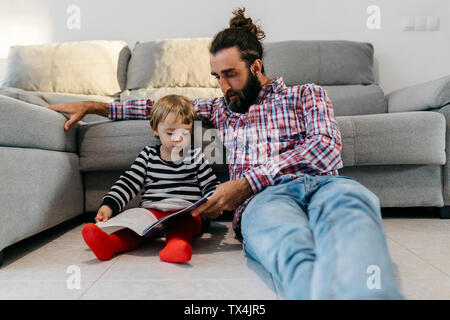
(1, 39, 449, 265)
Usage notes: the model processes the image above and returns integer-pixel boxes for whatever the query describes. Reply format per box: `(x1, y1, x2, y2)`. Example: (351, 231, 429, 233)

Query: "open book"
(96, 196, 210, 237)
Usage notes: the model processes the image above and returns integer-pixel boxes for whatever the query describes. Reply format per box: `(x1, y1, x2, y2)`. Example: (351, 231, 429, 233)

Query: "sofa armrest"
(430, 105, 450, 205)
(387, 75, 450, 113)
(0, 95, 77, 152)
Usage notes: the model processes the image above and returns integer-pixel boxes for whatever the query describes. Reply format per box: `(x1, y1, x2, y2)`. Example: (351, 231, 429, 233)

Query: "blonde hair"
(149, 95, 197, 131)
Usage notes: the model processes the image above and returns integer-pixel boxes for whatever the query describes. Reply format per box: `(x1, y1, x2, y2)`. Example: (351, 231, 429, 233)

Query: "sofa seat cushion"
(79, 120, 157, 171)
(79, 111, 445, 176)
(79, 120, 229, 175)
(323, 84, 387, 116)
(337, 111, 446, 167)
(0, 95, 77, 152)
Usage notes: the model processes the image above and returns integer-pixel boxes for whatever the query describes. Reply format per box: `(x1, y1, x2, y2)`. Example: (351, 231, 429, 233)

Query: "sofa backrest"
(123, 38, 386, 116)
(1, 38, 387, 116)
(2, 40, 131, 96)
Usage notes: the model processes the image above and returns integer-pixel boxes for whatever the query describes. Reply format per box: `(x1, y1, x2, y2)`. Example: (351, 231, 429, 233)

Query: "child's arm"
(95, 205, 113, 222)
(100, 147, 149, 216)
(196, 152, 221, 198)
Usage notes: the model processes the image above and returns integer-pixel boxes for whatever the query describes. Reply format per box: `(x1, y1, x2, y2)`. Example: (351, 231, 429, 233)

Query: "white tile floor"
(1, 208, 450, 300)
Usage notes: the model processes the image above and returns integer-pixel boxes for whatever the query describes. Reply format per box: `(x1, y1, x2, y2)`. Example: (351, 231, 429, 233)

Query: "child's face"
(153, 112, 193, 154)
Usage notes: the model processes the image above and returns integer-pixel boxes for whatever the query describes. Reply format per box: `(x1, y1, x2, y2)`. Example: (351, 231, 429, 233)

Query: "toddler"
(82, 94, 220, 263)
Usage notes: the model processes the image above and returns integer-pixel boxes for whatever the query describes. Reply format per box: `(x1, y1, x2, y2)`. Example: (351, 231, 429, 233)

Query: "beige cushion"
(3, 40, 131, 96)
(120, 87, 223, 102)
(126, 38, 219, 90)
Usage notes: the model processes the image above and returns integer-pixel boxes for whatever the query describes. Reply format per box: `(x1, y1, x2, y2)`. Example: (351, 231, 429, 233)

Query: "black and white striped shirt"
(101, 144, 220, 215)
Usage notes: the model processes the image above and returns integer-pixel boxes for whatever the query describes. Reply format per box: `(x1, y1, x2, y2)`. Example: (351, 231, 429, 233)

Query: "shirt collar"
(258, 77, 286, 99)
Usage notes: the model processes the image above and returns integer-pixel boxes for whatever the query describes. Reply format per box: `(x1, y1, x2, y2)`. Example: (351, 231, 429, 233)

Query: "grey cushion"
(337, 111, 445, 167)
(323, 84, 387, 116)
(78, 120, 229, 175)
(264, 40, 374, 86)
(78, 120, 160, 171)
(79, 111, 445, 176)
(387, 75, 450, 113)
(0, 95, 77, 152)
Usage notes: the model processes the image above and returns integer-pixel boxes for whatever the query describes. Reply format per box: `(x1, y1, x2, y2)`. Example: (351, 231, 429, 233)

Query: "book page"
(96, 208, 158, 236)
(142, 196, 210, 235)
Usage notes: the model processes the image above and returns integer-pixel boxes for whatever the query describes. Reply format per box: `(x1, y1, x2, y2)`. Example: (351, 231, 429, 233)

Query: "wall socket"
(401, 16, 440, 31)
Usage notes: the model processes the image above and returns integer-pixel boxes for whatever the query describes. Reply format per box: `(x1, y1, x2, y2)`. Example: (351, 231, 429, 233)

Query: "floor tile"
(388, 236, 450, 277)
(0, 239, 119, 282)
(0, 281, 94, 300)
(397, 277, 450, 300)
(385, 238, 445, 279)
(382, 217, 450, 238)
(80, 279, 278, 300)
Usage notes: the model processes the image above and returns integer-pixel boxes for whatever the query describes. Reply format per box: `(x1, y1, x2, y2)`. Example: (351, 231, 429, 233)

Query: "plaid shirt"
(108, 77, 343, 238)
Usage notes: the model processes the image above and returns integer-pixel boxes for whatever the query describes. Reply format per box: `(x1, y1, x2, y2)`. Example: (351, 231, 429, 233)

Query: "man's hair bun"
(229, 8, 265, 41)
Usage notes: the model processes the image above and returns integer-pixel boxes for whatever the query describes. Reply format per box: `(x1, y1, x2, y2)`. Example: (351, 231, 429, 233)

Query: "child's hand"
(96, 205, 113, 222)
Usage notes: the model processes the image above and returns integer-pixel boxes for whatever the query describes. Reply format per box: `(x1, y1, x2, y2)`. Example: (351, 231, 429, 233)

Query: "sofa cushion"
(126, 38, 218, 90)
(79, 120, 228, 176)
(0, 95, 77, 153)
(78, 120, 158, 171)
(387, 75, 450, 113)
(323, 84, 387, 116)
(2, 40, 131, 96)
(120, 87, 223, 102)
(337, 111, 445, 167)
(79, 111, 445, 178)
(264, 40, 375, 86)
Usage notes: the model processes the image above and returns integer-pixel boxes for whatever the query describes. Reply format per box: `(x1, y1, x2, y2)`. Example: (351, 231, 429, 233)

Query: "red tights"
(81, 208, 202, 263)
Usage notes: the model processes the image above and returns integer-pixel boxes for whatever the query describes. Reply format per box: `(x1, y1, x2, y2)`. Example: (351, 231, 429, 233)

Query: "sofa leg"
(440, 206, 450, 219)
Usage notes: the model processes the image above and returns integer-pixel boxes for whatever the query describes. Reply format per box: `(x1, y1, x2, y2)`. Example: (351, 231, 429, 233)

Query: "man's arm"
(243, 84, 343, 194)
(46, 101, 109, 131)
(47, 97, 220, 130)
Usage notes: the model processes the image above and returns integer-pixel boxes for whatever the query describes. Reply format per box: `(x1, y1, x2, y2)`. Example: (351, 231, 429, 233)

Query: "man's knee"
(318, 176, 382, 219)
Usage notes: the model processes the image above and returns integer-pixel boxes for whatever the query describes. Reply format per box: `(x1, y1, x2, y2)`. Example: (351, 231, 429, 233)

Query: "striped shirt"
(101, 144, 220, 216)
(107, 77, 344, 238)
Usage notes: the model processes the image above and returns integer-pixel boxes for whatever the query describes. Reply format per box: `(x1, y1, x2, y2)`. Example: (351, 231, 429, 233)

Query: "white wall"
(0, 0, 448, 94)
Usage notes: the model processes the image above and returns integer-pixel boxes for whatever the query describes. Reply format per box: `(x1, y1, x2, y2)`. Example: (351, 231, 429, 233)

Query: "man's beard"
(225, 70, 262, 114)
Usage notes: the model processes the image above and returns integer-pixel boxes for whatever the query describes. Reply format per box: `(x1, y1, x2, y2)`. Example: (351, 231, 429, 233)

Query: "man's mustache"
(225, 89, 244, 101)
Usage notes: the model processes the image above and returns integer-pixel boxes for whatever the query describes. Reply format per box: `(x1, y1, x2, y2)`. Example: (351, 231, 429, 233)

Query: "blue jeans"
(240, 174, 404, 300)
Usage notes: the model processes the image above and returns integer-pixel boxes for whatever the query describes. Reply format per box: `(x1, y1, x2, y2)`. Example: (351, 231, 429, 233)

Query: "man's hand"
(46, 101, 108, 131)
(95, 205, 113, 223)
(191, 177, 254, 219)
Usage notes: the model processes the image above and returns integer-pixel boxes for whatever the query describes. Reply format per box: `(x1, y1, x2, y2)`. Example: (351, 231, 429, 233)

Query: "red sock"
(81, 223, 144, 261)
(159, 214, 202, 263)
